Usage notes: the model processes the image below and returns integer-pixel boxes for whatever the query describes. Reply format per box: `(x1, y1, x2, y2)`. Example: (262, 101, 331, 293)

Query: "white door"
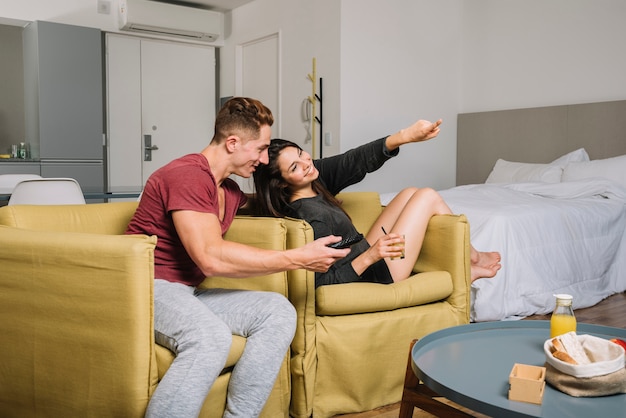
(106, 34, 215, 190)
(239, 33, 280, 135)
(140, 40, 214, 182)
(234, 33, 279, 193)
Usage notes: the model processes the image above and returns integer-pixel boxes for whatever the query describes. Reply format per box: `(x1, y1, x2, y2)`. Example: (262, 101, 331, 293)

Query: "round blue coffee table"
(411, 321, 626, 417)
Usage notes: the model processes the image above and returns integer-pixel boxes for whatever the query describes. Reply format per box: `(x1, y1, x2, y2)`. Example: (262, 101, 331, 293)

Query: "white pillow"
(485, 148, 590, 184)
(550, 148, 590, 166)
(485, 159, 563, 184)
(562, 154, 626, 188)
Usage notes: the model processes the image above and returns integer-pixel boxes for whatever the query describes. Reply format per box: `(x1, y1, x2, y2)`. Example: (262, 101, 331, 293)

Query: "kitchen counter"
(0, 158, 40, 163)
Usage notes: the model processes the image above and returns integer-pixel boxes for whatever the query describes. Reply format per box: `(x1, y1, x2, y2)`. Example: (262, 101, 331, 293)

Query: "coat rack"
(307, 58, 323, 158)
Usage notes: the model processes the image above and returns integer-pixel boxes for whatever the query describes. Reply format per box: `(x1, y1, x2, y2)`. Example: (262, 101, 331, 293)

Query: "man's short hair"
(212, 97, 274, 144)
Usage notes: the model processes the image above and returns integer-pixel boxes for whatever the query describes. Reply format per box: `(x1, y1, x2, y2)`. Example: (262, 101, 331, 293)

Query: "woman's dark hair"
(252, 138, 348, 219)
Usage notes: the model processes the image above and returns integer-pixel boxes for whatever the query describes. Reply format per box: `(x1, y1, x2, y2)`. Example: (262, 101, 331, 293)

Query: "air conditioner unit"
(118, 0, 223, 43)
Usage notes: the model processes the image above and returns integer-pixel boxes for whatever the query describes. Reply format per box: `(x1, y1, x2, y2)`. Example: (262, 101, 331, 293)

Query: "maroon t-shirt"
(126, 154, 247, 286)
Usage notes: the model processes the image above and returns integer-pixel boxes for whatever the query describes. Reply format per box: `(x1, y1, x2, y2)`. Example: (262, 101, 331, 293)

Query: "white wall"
(339, 0, 462, 192)
(220, 0, 341, 192)
(460, 0, 626, 113)
(337, 0, 626, 193)
(221, 0, 341, 156)
(224, 0, 461, 193)
(2, 0, 626, 193)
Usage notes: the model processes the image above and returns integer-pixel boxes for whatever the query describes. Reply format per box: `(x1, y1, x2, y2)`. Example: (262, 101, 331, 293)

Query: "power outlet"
(97, 0, 111, 15)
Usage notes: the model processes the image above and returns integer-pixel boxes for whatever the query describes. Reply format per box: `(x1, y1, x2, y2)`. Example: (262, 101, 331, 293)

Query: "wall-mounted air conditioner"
(118, 0, 223, 43)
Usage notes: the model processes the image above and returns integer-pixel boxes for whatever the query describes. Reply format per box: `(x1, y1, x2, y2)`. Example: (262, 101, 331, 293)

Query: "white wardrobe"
(105, 34, 216, 191)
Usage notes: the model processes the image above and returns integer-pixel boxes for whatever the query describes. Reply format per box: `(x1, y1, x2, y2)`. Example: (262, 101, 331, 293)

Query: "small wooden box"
(508, 363, 546, 405)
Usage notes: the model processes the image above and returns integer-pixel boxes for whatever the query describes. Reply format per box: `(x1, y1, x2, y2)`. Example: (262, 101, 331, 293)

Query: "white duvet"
(435, 179, 626, 322)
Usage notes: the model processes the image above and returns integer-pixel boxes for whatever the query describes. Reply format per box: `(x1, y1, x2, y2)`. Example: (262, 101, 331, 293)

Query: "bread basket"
(544, 333, 625, 378)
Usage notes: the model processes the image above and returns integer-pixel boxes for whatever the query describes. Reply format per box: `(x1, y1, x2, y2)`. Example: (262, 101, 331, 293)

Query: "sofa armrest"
(282, 218, 316, 418)
(414, 214, 471, 321)
(0, 226, 157, 418)
(315, 271, 452, 315)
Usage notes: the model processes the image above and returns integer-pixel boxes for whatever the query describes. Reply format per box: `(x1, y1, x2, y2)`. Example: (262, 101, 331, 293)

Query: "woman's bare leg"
(368, 187, 449, 281)
(367, 187, 501, 283)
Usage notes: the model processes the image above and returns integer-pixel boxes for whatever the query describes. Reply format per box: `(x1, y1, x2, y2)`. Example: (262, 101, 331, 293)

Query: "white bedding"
(435, 179, 626, 322)
(382, 178, 626, 322)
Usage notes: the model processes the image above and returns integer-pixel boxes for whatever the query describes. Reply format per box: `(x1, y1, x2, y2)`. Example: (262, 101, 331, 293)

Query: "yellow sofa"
(0, 192, 470, 418)
(0, 201, 292, 418)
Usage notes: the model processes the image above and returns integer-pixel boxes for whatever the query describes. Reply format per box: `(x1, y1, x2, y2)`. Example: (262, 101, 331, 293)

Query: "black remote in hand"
(327, 233, 364, 249)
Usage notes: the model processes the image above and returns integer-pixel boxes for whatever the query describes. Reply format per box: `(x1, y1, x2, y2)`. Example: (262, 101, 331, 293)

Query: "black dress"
(287, 137, 399, 287)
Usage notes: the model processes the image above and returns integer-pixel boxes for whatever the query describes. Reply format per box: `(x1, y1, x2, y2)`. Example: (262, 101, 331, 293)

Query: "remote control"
(327, 233, 364, 249)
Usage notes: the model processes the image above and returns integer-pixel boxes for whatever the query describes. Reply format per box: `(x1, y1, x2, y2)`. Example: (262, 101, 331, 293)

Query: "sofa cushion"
(336, 192, 382, 235)
(315, 271, 453, 315)
(200, 216, 290, 295)
(224, 216, 287, 250)
(0, 201, 139, 234)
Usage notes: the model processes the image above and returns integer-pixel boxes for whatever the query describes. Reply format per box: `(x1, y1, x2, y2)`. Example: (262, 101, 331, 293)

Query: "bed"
(454, 100, 626, 321)
(440, 178, 626, 322)
(386, 100, 626, 322)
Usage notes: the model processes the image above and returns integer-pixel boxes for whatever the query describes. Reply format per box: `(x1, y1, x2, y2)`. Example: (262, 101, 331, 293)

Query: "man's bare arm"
(172, 210, 348, 277)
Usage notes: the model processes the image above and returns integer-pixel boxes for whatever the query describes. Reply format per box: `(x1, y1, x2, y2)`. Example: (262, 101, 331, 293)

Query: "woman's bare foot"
(470, 250, 501, 282)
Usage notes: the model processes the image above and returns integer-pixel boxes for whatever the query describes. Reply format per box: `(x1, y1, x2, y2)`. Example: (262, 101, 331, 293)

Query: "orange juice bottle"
(550, 294, 576, 337)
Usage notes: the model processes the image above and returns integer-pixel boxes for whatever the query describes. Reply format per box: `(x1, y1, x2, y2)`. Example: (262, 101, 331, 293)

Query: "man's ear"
(225, 135, 239, 153)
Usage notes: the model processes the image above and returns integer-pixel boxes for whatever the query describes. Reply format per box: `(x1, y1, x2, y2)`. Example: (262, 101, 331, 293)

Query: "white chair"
(0, 174, 42, 194)
(8, 178, 86, 205)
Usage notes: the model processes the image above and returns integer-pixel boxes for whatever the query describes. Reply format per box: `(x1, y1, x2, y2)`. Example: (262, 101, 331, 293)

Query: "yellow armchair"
(0, 202, 291, 418)
(285, 192, 471, 418)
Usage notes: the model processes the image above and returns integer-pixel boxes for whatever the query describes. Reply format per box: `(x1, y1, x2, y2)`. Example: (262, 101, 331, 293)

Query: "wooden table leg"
(399, 339, 474, 418)
(399, 339, 420, 418)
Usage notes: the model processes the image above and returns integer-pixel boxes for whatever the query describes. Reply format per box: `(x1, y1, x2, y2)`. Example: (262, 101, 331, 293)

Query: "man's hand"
(294, 235, 350, 272)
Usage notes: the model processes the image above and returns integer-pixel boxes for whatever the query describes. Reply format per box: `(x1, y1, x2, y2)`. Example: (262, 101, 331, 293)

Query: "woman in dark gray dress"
(253, 118, 501, 288)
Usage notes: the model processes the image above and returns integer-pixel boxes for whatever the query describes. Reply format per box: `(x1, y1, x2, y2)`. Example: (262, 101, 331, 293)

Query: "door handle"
(144, 135, 158, 161)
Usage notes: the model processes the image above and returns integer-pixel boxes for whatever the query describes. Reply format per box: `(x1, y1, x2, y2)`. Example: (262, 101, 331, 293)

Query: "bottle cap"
(553, 293, 573, 300)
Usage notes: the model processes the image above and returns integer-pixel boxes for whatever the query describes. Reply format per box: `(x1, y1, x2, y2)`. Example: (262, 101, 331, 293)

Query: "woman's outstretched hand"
(403, 119, 442, 143)
(386, 118, 443, 150)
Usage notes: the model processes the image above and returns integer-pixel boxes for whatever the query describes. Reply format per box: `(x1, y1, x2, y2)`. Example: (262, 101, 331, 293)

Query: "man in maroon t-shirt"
(126, 97, 348, 417)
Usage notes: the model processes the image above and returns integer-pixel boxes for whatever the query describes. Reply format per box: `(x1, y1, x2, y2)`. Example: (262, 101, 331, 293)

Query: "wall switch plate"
(324, 132, 332, 146)
(97, 0, 111, 15)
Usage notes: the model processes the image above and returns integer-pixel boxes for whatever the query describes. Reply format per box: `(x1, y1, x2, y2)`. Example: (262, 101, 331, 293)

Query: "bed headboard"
(456, 100, 626, 185)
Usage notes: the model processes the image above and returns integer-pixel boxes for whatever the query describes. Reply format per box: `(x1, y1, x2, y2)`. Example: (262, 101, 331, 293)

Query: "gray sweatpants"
(145, 279, 296, 418)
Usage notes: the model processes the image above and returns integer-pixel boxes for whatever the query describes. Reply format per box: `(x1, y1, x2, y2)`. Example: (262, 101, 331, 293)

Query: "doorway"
(106, 34, 216, 190)
(234, 32, 280, 192)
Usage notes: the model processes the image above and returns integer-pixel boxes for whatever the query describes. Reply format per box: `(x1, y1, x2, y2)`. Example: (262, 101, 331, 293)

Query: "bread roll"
(551, 338, 565, 353)
(552, 350, 578, 364)
(550, 332, 591, 365)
